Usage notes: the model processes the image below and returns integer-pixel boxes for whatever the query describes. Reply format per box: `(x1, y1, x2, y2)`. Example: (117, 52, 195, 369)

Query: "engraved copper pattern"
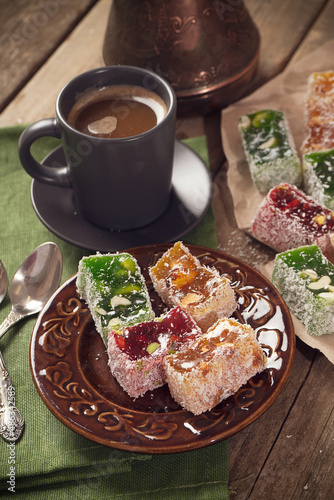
(30, 244, 295, 453)
(102, 1, 260, 113)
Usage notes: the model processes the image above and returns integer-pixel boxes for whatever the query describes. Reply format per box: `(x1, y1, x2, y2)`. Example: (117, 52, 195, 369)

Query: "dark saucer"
(31, 141, 212, 252)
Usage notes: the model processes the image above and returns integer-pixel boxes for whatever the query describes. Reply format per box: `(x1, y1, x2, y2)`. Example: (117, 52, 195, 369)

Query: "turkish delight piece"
(303, 148, 334, 210)
(301, 71, 334, 153)
(238, 109, 302, 193)
(251, 183, 334, 262)
(164, 317, 266, 415)
(272, 244, 334, 336)
(149, 241, 237, 332)
(76, 252, 154, 345)
(107, 306, 202, 398)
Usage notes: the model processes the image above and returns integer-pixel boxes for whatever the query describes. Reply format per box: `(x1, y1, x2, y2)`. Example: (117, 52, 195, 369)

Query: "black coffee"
(68, 85, 167, 139)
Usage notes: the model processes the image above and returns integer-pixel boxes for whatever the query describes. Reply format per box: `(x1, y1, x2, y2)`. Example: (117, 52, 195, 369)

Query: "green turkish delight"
(238, 109, 302, 193)
(303, 148, 334, 210)
(272, 244, 334, 336)
(77, 253, 154, 344)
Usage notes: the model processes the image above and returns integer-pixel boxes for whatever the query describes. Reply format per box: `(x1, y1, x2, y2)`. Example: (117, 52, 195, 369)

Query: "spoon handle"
(0, 309, 25, 340)
(0, 350, 24, 442)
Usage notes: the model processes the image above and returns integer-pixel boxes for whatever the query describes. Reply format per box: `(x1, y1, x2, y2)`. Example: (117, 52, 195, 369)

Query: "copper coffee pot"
(103, 0, 260, 114)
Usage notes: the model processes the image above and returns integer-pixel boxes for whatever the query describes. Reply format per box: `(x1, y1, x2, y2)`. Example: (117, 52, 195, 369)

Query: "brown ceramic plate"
(30, 244, 295, 454)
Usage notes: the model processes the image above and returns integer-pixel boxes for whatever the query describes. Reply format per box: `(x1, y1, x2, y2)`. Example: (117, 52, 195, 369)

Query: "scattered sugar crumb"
(221, 229, 275, 267)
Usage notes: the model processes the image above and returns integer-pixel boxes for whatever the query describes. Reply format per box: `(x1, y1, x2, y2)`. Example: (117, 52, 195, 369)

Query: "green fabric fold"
(0, 126, 228, 499)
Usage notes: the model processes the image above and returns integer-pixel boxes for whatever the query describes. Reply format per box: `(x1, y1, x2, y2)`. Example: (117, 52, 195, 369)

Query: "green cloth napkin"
(0, 125, 229, 499)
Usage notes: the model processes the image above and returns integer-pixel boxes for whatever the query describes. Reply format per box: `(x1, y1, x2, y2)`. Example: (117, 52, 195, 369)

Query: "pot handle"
(18, 118, 72, 188)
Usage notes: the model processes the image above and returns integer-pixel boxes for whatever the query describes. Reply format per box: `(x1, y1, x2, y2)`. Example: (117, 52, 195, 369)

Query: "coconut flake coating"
(76, 252, 154, 345)
(238, 109, 302, 193)
(164, 317, 266, 415)
(107, 306, 202, 398)
(251, 183, 334, 262)
(272, 244, 334, 336)
(303, 148, 334, 210)
(149, 241, 237, 332)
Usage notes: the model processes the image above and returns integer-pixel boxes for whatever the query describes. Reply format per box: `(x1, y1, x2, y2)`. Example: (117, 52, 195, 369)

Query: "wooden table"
(0, 1, 333, 498)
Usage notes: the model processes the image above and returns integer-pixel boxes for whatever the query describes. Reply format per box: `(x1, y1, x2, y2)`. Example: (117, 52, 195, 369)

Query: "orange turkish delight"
(149, 241, 237, 331)
(302, 71, 334, 153)
(164, 317, 266, 415)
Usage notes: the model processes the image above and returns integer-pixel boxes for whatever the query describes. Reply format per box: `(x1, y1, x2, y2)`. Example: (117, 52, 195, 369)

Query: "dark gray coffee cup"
(18, 66, 176, 231)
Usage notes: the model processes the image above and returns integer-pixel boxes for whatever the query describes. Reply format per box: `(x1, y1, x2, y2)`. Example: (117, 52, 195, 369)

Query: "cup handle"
(18, 118, 72, 188)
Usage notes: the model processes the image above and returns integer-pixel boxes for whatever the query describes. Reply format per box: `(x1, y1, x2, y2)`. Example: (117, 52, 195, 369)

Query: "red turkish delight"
(107, 306, 202, 398)
(251, 183, 334, 262)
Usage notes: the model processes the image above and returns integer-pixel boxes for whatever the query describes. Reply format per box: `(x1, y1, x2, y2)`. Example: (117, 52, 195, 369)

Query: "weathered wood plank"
(0, 0, 98, 111)
(289, 0, 334, 63)
(228, 339, 316, 499)
(246, 0, 328, 92)
(0, 0, 109, 126)
(298, 406, 334, 499)
(248, 351, 334, 499)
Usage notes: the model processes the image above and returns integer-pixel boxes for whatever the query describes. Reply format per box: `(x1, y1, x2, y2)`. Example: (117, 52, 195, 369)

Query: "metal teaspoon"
(0, 242, 63, 442)
(0, 259, 19, 442)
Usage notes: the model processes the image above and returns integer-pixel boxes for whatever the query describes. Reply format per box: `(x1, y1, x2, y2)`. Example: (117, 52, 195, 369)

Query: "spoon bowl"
(0, 259, 8, 306)
(9, 243, 62, 317)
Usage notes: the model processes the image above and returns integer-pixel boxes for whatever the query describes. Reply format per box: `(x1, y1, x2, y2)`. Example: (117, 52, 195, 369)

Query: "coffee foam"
(69, 84, 167, 125)
(132, 95, 166, 123)
(88, 116, 117, 135)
